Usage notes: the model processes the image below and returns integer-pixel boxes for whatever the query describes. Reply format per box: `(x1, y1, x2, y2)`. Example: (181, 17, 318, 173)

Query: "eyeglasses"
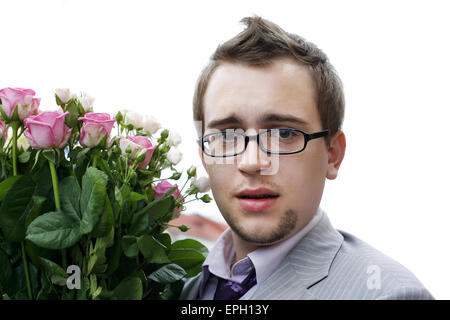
(197, 128, 329, 157)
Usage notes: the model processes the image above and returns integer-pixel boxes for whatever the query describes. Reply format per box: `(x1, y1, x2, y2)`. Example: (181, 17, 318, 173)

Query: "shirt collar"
(248, 208, 324, 284)
(199, 208, 324, 295)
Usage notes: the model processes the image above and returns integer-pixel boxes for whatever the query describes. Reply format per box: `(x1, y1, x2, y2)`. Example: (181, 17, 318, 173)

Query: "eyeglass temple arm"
(306, 129, 329, 141)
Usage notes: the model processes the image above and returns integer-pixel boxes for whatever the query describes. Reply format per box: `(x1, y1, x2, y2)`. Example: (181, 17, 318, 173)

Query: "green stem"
(178, 176, 191, 195)
(48, 159, 61, 210)
(11, 121, 19, 176)
(11, 121, 33, 300)
(179, 198, 197, 205)
(21, 242, 33, 300)
(48, 159, 67, 270)
(4, 126, 24, 153)
(92, 153, 98, 168)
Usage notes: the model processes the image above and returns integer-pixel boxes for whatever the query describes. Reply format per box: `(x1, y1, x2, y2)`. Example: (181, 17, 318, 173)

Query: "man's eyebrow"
(206, 115, 242, 128)
(260, 113, 310, 127)
(206, 113, 310, 129)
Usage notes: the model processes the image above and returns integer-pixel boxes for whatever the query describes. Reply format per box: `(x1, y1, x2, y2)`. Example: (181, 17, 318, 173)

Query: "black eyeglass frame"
(197, 128, 329, 157)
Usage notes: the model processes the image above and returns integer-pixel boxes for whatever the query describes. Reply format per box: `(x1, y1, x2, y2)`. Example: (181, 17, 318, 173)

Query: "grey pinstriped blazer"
(180, 212, 434, 300)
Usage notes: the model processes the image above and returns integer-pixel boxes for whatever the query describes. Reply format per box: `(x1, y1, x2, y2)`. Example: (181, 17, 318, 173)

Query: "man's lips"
(235, 188, 279, 198)
(235, 188, 280, 212)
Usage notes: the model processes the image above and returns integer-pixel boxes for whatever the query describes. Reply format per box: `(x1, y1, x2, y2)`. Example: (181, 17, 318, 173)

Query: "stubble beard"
(224, 208, 298, 245)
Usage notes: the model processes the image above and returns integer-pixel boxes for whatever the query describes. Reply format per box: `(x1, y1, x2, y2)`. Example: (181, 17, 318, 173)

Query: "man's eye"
(221, 132, 236, 141)
(276, 128, 297, 139)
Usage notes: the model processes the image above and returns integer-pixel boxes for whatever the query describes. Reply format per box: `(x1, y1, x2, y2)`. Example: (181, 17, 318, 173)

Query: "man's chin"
(228, 209, 298, 246)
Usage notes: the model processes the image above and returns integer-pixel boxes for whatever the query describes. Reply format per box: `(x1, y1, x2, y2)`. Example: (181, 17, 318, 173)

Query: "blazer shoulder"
(311, 229, 434, 299)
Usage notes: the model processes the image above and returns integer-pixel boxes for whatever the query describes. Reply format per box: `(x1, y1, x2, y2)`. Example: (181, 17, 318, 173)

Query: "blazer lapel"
(179, 273, 203, 300)
(251, 212, 343, 300)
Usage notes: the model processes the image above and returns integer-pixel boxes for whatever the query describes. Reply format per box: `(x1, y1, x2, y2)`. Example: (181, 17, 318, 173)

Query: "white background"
(1, 0, 449, 299)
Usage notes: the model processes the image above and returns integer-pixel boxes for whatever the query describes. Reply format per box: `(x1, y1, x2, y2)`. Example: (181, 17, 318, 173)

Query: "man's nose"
(237, 134, 272, 174)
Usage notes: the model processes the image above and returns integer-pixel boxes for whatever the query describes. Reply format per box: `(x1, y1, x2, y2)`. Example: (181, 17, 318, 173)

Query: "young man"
(181, 16, 433, 300)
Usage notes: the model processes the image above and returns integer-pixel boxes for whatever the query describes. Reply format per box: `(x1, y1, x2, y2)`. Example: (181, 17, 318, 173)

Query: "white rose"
(143, 114, 161, 134)
(166, 147, 182, 165)
(124, 111, 144, 129)
(55, 88, 71, 103)
(193, 176, 210, 192)
(168, 130, 182, 147)
(78, 91, 95, 112)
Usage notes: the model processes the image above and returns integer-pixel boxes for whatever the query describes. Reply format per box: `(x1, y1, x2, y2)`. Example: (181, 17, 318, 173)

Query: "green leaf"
(148, 263, 186, 284)
(25, 196, 47, 228)
(114, 185, 123, 207)
(87, 237, 109, 275)
(175, 225, 190, 232)
(128, 211, 149, 236)
(137, 235, 170, 264)
(55, 93, 63, 106)
(42, 149, 56, 165)
(76, 277, 90, 300)
(120, 184, 131, 202)
(90, 194, 114, 238)
(121, 235, 139, 258)
(0, 105, 9, 120)
(132, 186, 177, 223)
(200, 194, 212, 203)
(113, 277, 143, 300)
(18, 151, 31, 163)
(0, 249, 13, 290)
(129, 191, 146, 202)
(25, 210, 82, 249)
(148, 196, 175, 222)
(0, 175, 36, 242)
(31, 149, 42, 171)
(168, 239, 209, 278)
(158, 280, 184, 300)
(6, 263, 39, 299)
(37, 257, 67, 286)
(171, 239, 209, 257)
(32, 163, 53, 197)
(0, 176, 21, 201)
(25, 240, 57, 271)
(76, 147, 91, 161)
(105, 238, 121, 276)
(36, 271, 59, 300)
(59, 176, 81, 218)
(80, 167, 108, 234)
(154, 233, 172, 250)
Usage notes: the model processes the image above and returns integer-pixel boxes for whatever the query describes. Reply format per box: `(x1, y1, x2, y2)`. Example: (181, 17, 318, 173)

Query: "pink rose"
(23, 111, 72, 149)
(153, 180, 184, 218)
(0, 87, 40, 121)
(78, 112, 116, 148)
(0, 120, 7, 140)
(119, 135, 155, 169)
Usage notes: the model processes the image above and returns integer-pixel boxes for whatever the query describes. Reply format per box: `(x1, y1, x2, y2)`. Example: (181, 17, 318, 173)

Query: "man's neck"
(229, 233, 259, 269)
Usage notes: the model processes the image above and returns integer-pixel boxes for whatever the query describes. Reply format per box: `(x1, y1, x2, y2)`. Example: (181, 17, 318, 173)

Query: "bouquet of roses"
(0, 87, 212, 300)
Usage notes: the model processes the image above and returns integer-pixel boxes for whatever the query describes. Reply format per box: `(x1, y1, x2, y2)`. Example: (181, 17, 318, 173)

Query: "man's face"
(200, 57, 332, 246)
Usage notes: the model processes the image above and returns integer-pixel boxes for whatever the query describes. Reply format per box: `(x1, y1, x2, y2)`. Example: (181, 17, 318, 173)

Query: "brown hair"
(193, 16, 345, 146)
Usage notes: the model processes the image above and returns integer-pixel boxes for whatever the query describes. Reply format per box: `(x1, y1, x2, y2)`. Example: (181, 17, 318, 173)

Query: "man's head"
(194, 16, 346, 248)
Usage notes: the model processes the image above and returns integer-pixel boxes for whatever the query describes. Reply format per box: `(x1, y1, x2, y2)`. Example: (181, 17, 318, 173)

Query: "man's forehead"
(203, 58, 319, 131)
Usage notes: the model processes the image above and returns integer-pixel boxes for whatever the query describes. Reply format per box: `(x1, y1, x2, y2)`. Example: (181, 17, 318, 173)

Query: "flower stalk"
(11, 121, 19, 176)
(48, 159, 67, 271)
(10, 120, 33, 300)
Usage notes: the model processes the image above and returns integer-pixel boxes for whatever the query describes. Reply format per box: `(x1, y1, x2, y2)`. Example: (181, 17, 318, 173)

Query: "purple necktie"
(213, 266, 257, 300)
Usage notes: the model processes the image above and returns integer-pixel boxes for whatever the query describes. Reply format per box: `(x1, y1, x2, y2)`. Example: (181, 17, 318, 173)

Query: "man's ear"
(326, 130, 346, 180)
